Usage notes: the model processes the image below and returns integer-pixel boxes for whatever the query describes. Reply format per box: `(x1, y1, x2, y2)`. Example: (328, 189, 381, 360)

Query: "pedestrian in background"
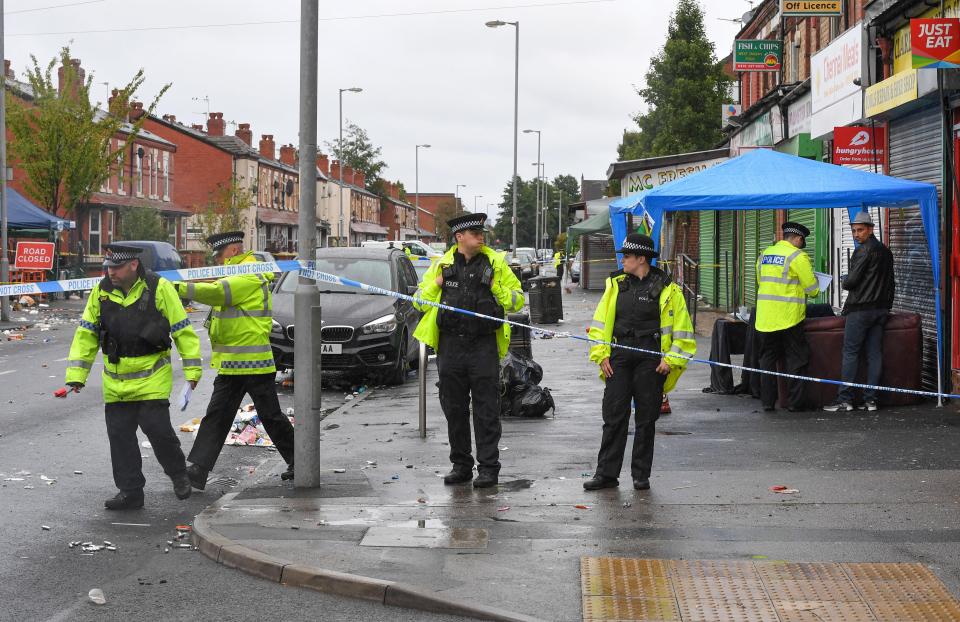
(65, 244, 202, 510)
(174, 232, 295, 488)
(413, 213, 524, 488)
(755, 222, 819, 412)
(583, 233, 696, 491)
(824, 211, 895, 412)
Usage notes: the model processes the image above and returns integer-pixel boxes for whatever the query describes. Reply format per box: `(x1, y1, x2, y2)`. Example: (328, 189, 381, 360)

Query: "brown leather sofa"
(776, 312, 923, 408)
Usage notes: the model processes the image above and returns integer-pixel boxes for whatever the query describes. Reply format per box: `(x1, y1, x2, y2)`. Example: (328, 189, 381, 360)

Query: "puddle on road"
(497, 478, 535, 491)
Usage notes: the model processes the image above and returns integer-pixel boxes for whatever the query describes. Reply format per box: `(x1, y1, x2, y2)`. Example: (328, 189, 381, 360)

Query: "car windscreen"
(280, 257, 393, 294)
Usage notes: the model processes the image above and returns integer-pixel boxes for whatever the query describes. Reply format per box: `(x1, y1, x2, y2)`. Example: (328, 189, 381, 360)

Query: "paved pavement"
(192, 286, 960, 621)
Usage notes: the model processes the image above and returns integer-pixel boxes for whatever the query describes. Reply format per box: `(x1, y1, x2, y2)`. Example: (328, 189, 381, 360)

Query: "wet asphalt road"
(0, 305, 464, 622)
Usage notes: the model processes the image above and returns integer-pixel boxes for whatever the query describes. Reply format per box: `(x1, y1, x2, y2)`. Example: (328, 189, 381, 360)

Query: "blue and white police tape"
(295, 265, 960, 402)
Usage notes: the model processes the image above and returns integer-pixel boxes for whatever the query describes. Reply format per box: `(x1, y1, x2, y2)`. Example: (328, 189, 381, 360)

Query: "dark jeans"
(595, 338, 666, 481)
(758, 323, 809, 410)
(837, 309, 888, 403)
(104, 399, 186, 494)
(188, 373, 295, 470)
(437, 332, 501, 474)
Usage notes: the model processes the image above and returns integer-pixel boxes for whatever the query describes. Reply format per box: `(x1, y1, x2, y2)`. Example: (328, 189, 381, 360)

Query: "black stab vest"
(98, 271, 172, 363)
(438, 252, 503, 337)
(613, 271, 664, 340)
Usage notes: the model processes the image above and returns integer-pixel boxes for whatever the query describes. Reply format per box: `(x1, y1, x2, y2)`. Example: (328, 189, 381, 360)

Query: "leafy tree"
(617, 0, 731, 159)
(196, 178, 252, 249)
(6, 47, 169, 215)
(491, 174, 581, 250)
(325, 121, 387, 191)
(435, 198, 461, 242)
(118, 206, 167, 242)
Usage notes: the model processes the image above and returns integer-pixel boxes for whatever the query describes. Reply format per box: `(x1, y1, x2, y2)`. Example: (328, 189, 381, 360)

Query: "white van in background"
(361, 239, 442, 258)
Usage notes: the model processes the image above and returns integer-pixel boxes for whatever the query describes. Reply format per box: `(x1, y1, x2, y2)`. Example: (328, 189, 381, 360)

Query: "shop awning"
(257, 208, 299, 226)
(565, 210, 610, 253)
(351, 221, 388, 235)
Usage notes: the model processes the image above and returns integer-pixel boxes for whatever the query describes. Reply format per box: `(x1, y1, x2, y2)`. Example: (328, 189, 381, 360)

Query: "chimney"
(4, 60, 12, 80)
(354, 170, 365, 188)
(343, 165, 354, 186)
(279, 143, 296, 166)
(391, 181, 400, 200)
(107, 88, 123, 114)
(128, 101, 145, 122)
(191, 123, 204, 131)
(207, 112, 225, 137)
(57, 57, 85, 96)
(162, 113, 177, 123)
(259, 134, 276, 160)
(235, 122, 252, 146)
(331, 160, 341, 183)
(316, 153, 330, 176)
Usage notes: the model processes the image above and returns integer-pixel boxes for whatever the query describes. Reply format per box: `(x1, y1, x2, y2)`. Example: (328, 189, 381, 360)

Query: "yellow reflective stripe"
(212, 344, 273, 354)
(757, 293, 805, 305)
(759, 275, 800, 285)
(181, 358, 202, 367)
(804, 283, 819, 294)
(589, 319, 605, 332)
(782, 250, 803, 279)
(214, 308, 272, 319)
(67, 359, 92, 369)
(222, 280, 233, 307)
(659, 325, 673, 336)
(103, 356, 171, 380)
(672, 330, 696, 340)
(186, 283, 196, 299)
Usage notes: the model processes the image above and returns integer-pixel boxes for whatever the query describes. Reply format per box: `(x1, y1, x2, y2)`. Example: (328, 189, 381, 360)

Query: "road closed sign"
(14, 241, 55, 270)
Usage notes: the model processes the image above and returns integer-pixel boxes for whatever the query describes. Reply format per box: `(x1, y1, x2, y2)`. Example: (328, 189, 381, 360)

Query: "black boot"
(443, 467, 473, 485)
(104, 490, 144, 510)
(473, 471, 498, 488)
(280, 464, 294, 481)
(583, 475, 619, 491)
(172, 472, 192, 500)
(186, 464, 209, 490)
(633, 478, 650, 490)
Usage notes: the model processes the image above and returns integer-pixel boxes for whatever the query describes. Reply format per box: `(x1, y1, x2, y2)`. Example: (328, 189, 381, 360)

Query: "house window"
(117, 145, 126, 195)
(106, 210, 114, 245)
(257, 226, 267, 251)
(100, 143, 110, 193)
(152, 148, 160, 198)
(164, 216, 177, 246)
(163, 152, 171, 200)
(135, 147, 143, 196)
(179, 218, 186, 249)
(88, 209, 101, 255)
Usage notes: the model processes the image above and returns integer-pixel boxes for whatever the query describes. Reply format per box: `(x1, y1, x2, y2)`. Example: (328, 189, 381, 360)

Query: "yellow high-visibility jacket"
(175, 251, 276, 375)
(66, 275, 202, 403)
(553, 252, 562, 269)
(413, 245, 524, 358)
(587, 271, 696, 394)
(755, 240, 819, 333)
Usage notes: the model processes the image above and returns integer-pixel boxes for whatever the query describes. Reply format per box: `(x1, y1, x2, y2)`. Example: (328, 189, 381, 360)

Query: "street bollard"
(418, 341, 427, 439)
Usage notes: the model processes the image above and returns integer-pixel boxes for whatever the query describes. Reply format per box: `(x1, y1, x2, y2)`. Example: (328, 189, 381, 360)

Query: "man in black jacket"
(824, 211, 895, 412)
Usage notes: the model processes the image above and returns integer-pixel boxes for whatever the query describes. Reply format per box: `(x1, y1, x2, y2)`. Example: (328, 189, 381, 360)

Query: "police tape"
(6, 257, 957, 402)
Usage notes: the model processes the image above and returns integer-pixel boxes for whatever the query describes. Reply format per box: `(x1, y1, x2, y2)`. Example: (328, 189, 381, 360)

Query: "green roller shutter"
(741, 211, 758, 306)
(699, 210, 716, 307)
(717, 210, 735, 311)
(788, 208, 829, 303)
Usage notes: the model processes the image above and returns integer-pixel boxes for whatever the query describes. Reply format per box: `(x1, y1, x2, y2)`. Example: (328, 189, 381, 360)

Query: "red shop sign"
(833, 126, 886, 166)
(14, 241, 55, 270)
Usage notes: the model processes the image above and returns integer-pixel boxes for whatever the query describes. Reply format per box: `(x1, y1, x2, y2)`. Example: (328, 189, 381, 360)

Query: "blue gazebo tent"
(6, 187, 73, 230)
(607, 148, 943, 400)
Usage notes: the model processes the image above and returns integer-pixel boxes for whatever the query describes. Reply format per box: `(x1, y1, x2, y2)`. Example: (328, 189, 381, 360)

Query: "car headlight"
(362, 313, 398, 335)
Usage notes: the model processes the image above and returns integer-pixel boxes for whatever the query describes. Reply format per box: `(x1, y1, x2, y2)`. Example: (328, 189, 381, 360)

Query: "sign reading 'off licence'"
(320, 343, 342, 355)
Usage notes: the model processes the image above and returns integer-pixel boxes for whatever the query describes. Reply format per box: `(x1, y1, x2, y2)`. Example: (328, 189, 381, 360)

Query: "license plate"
(320, 343, 342, 355)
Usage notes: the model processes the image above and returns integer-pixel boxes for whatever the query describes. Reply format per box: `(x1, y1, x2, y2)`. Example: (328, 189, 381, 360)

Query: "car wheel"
(386, 333, 410, 386)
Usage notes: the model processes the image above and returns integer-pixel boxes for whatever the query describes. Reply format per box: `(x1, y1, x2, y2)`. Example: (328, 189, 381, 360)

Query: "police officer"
(583, 233, 696, 491)
(553, 250, 564, 281)
(65, 244, 202, 510)
(174, 232, 295, 488)
(755, 222, 820, 412)
(413, 213, 524, 488)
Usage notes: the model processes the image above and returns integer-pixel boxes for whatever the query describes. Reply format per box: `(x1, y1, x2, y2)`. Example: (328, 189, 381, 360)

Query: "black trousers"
(188, 373, 295, 470)
(104, 399, 186, 494)
(557, 264, 564, 280)
(595, 339, 666, 481)
(758, 323, 809, 409)
(437, 332, 501, 474)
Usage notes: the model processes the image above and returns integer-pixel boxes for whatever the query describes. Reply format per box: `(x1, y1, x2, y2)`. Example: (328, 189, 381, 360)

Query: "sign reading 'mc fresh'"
(734, 40, 782, 72)
(911, 18, 960, 69)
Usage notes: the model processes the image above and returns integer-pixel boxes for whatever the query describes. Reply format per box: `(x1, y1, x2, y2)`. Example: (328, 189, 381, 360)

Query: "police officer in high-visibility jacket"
(413, 213, 524, 489)
(553, 251, 564, 281)
(65, 244, 203, 510)
(755, 222, 820, 411)
(174, 232, 295, 488)
(583, 233, 696, 491)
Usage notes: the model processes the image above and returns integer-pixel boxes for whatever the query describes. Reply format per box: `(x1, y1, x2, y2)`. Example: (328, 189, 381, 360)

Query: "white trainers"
(858, 400, 878, 412)
(823, 401, 854, 412)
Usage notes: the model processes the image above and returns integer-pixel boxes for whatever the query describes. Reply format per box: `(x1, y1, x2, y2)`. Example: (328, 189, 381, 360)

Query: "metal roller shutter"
(717, 210, 736, 311)
(888, 105, 942, 390)
(583, 233, 617, 291)
(699, 211, 717, 307)
(788, 207, 833, 304)
(741, 211, 758, 306)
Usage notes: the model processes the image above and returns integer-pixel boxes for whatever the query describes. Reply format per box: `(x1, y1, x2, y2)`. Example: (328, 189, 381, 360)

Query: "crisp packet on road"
(178, 382, 193, 412)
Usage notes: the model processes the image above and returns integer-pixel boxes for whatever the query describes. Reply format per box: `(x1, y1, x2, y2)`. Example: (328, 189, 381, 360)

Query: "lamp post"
(474, 195, 483, 213)
(415, 144, 431, 238)
(0, 0, 8, 322)
(523, 129, 540, 253)
(486, 203, 495, 219)
(338, 87, 362, 247)
(455, 184, 466, 214)
(486, 19, 519, 257)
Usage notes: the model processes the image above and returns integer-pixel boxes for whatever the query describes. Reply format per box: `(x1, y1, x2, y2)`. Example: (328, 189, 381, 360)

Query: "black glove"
(67, 382, 84, 393)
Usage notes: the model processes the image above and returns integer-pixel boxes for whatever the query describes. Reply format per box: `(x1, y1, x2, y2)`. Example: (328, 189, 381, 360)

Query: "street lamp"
(338, 87, 362, 247)
(523, 129, 540, 252)
(415, 144, 431, 239)
(455, 184, 466, 213)
(486, 18, 519, 257)
(474, 195, 483, 213)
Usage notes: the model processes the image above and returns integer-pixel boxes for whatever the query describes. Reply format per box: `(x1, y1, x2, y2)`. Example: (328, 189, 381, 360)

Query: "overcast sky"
(7, 0, 750, 224)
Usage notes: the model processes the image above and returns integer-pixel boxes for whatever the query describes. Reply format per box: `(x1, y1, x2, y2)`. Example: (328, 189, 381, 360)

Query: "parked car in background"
(115, 241, 185, 272)
(570, 250, 581, 283)
(269, 247, 421, 385)
(361, 239, 441, 258)
(251, 250, 281, 283)
(514, 250, 540, 280)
